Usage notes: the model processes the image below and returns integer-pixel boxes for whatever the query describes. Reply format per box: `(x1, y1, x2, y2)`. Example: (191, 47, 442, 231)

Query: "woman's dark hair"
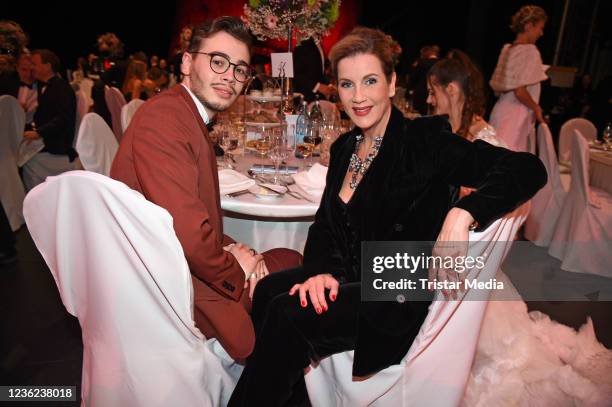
(329, 27, 401, 81)
(188, 16, 253, 56)
(427, 49, 485, 139)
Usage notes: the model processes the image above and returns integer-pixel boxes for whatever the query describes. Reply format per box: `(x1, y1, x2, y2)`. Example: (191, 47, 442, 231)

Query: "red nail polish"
(330, 294, 336, 301)
(301, 300, 306, 307)
(316, 307, 321, 314)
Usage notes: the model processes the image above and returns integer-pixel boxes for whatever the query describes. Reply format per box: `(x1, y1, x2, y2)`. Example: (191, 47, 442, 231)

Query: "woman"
(427, 50, 612, 406)
(121, 59, 147, 101)
(428, 49, 503, 147)
(489, 5, 548, 152)
(228, 28, 546, 406)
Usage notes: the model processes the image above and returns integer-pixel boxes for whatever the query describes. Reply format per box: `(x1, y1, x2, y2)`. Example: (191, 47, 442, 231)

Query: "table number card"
(271, 53, 294, 78)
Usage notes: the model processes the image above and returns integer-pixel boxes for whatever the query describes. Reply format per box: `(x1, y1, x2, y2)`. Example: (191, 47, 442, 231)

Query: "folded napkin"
(292, 163, 327, 201)
(218, 169, 256, 195)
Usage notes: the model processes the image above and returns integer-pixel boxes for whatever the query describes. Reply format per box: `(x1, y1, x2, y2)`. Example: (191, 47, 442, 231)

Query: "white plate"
(245, 121, 282, 127)
(248, 185, 286, 200)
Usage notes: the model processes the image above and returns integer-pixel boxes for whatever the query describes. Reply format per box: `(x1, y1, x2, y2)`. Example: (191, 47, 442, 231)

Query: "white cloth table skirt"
(219, 153, 319, 253)
(590, 150, 612, 194)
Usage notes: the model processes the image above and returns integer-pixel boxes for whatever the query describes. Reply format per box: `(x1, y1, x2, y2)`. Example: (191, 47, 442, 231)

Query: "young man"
(111, 16, 301, 360)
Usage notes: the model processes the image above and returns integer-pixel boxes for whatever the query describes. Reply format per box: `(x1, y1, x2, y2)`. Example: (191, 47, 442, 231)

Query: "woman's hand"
(428, 207, 472, 300)
(289, 274, 339, 314)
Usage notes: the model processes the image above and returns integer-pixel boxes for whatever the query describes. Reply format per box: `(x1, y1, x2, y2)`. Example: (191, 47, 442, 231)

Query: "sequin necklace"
(348, 134, 383, 189)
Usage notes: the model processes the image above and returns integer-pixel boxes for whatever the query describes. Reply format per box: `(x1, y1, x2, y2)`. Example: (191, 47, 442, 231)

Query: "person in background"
(171, 24, 194, 82)
(91, 32, 127, 128)
(0, 20, 29, 97)
(228, 27, 546, 406)
(427, 49, 502, 147)
(16, 51, 37, 122)
(489, 5, 548, 152)
(22, 49, 77, 190)
(408, 44, 440, 115)
(292, 37, 325, 102)
(121, 59, 147, 101)
(111, 16, 302, 361)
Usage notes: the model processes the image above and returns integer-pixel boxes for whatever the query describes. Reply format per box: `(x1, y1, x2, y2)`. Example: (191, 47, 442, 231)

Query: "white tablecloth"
(219, 154, 320, 253)
(590, 150, 612, 195)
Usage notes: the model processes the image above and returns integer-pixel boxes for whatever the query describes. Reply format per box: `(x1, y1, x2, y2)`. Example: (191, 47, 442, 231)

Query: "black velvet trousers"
(228, 266, 360, 407)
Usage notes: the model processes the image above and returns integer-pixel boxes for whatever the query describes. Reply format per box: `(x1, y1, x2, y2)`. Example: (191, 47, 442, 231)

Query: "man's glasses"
(191, 52, 252, 83)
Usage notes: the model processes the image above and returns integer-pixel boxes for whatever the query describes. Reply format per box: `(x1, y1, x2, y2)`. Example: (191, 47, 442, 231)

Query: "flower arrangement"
(243, 0, 341, 44)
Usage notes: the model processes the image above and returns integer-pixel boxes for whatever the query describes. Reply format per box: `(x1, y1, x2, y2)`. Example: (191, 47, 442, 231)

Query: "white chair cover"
(120, 98, 145, 133)
(558, 118, 597, 164)
(548, 133, 612, 277)
(305, 204, 530, 407)
(524, 123, 567, 245)
(75, 113, 119, 176)
(23, 171, 243, 407)
(527, 126, 536, 154)
(0, 95, 26, 230)
(104, 86, 126, 142)
(75, 90, 89, 137)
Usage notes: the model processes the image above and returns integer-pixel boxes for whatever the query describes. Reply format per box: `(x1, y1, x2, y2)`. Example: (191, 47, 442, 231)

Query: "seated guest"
(16, 51, 38, 122)
(22, 49, 77, 190)
(0, 20, 29, 97)
(228, 27, 546, 406)
(91, 32, 127, 128)
(427, 49, 503, 147)
(121, 59, 147, 101)
(111, 16, 302, 360)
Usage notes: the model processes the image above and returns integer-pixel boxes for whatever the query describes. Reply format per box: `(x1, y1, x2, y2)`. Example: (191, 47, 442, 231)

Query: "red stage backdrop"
(172, 0, 360, 58)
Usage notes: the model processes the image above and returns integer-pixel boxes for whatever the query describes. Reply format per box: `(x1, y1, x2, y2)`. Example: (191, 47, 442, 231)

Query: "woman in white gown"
(427, 49, 612, 406)
(489, 5, 548, 152)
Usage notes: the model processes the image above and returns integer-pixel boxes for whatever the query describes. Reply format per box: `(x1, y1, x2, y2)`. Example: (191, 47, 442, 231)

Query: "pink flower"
(264, 14, 278, 29)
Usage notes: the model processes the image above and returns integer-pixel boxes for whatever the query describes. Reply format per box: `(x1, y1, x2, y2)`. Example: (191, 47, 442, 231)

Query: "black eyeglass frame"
(191, 51, 252, 83)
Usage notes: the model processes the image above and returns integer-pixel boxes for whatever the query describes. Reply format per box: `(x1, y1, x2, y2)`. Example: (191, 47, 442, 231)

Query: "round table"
(219, 154, 320, 253)
(590, 149, 612, 195)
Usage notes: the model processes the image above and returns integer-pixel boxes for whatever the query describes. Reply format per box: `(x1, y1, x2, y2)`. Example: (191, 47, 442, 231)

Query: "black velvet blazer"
(302, 106, 547, 376)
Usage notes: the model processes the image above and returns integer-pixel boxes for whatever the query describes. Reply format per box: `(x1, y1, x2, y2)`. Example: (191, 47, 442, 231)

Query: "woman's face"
(336, 53, 395, 138)
(426, 77, 451, 115)
(524, 20, 545, 44)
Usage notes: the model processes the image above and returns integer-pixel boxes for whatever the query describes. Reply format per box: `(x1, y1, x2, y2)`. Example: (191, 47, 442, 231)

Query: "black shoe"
(0, 247, 17, 265)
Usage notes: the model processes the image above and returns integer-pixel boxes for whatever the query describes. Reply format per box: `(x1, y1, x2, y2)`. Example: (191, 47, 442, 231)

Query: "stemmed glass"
(268, 128, 290, 184)
(603, 122, 612, 150)
(255, 126, 272, 174)
(220, 126, 238, 169)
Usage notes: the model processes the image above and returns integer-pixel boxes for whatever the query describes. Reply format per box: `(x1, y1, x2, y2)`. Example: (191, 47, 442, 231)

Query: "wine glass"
(255, 127, 272, 174)
(603, 122, 612, 150)
(268, 128, 290, 184)
(220, 127, 238, 169)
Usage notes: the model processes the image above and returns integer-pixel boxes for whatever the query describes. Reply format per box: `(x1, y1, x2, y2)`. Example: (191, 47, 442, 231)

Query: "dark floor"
(1, 226, 611, 407)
